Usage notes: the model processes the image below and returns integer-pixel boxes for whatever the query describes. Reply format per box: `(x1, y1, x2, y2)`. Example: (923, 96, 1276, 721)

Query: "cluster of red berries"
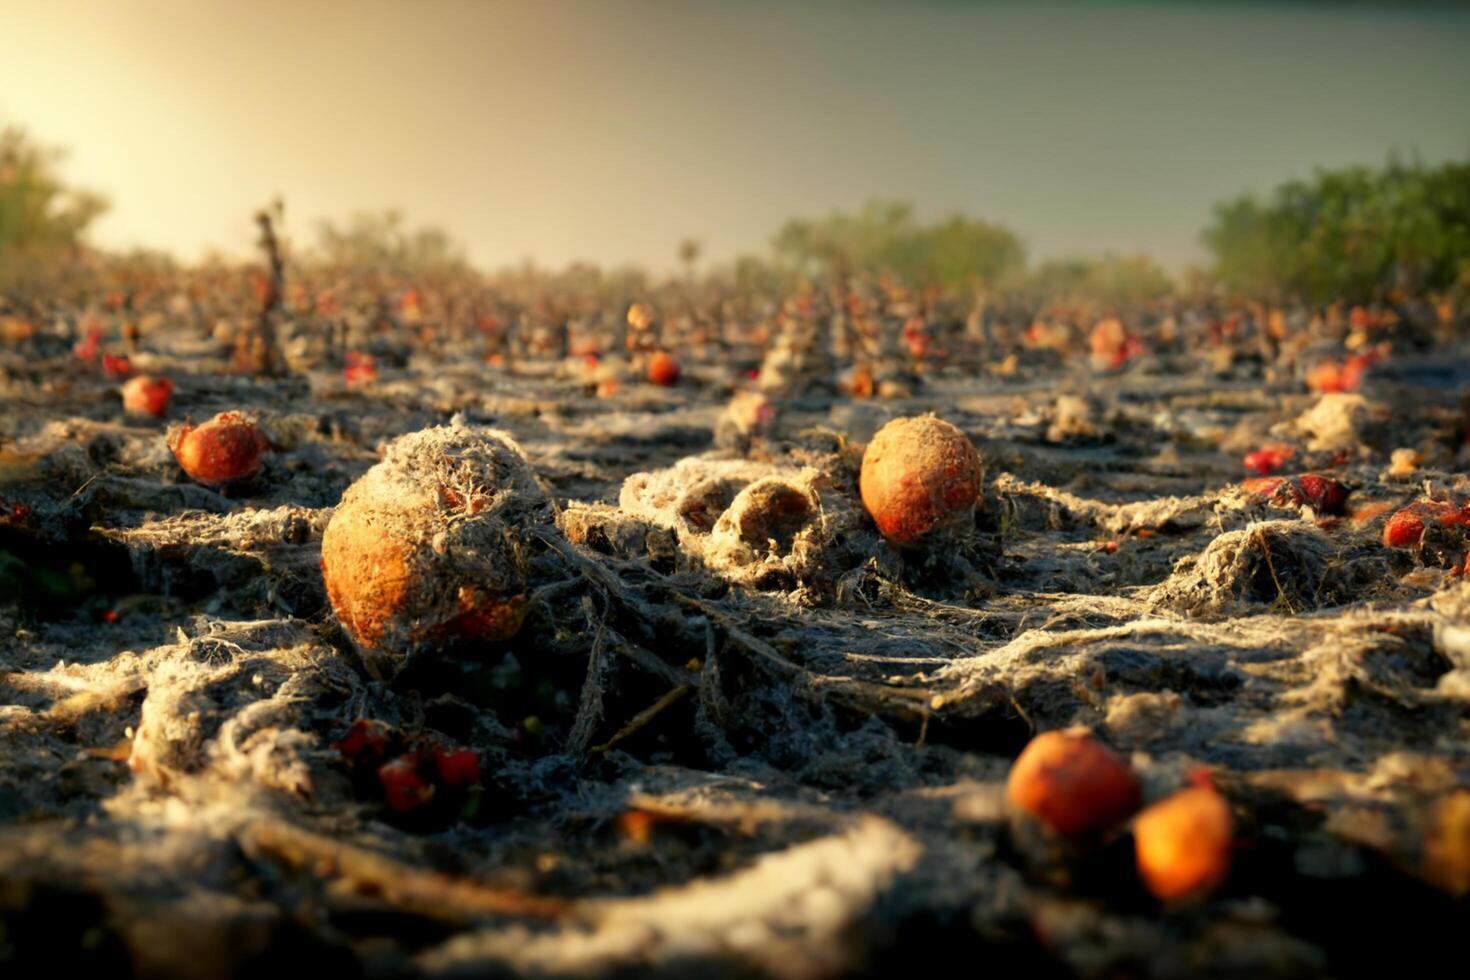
(334, 718, 483, 816)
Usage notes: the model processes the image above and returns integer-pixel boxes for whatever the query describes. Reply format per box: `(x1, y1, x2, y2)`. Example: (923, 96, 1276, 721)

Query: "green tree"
(0, 126, 108, 289)
(1203, 158, 1470, 302)
(772, 199, 1024, 289)
(313, 209, 468, 276)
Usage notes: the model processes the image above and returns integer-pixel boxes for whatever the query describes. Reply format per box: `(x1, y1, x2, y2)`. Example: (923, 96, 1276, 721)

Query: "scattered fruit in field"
(1133, 783, 1233, 902)
(320, 423, 551, 674)
(1243, 444, 1295, 476)
(1005, 728, 1141, 837)
(377, 753, 434, 812)
(168, 410, 269, 485)
(859, 415, 984, 548)
(647, 350, 681, 386)
(120, 375, 173, 418)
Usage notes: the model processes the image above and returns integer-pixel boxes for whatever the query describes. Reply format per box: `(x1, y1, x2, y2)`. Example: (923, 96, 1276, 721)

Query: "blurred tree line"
(312, 209, 469, 276)
(1204, 158, 1470, 303)
(770, 200, 1025, 291)
(6, 117, 1469, 309)
(0, 125, 108, 294)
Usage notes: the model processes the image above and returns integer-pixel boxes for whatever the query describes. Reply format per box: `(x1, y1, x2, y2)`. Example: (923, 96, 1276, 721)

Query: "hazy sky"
(1, 0, 1467, 272)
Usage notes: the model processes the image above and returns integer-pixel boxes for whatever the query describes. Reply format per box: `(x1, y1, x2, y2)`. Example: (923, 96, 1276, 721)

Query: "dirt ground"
(2, 327, 1469, 978)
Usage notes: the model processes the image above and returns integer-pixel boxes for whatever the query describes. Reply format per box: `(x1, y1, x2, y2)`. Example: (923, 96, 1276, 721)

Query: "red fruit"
(1243, 444, 1294, 477)
(1241, 476, 1286, 497)
(1005, 728, 1142, 837)
(1383, 509, 1426, 549)
(73, 326, 103, 362)
(647, 351, 681, 386)
(1307, 360, 1348, 394)
(378, 754, 434, 812)
(320, 427, 539, 664)
(334, 718, 395, 768)
(433, 746, 482, 787)
(120, 376, 173, 418)
(860, 415, 985, 548)
(1134, 785, 1233, 902)
(1296, 474, 1348, 516)
(102, 353, 133, 378)
(344, 351, 378, 386)
(168, 411, 269, 486)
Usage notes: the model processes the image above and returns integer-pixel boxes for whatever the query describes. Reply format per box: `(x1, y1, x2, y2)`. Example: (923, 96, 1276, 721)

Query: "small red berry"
(1296, 474, 1348, 516)
(1243, 444, 1294, 477)
(433, 746, 482, 787)
(344, 351, 378, 386)
(1383, 509, 1426, 549)
(378, 754, 434, 812)
(102, 353, 133, 378)
(334, 718, 395, 768)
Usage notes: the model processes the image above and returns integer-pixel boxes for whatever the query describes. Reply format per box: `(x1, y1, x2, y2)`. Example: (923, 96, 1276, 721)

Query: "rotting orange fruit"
(859, 415, 984, 548)
(121, 375, 174, 419)
(1133, 783, 1233, 902)
(1005, 728, 1141, 837)
(168, 410, 268, 485)
(1383, 508, 1426, 549)
(320, 423, 553, 677)
(647, 351, 681, 386)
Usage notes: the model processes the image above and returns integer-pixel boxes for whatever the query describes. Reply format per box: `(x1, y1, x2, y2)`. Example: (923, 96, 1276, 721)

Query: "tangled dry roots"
(1150, 519, 1392, 617)
(321, 420, 556, 678)
(618, 452, 874, 591)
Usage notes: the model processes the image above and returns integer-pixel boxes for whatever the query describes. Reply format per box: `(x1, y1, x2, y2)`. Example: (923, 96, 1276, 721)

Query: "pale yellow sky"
(2, 0, 1468, 272)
